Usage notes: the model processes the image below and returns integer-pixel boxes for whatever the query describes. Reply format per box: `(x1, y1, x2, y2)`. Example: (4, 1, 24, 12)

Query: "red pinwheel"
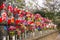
(25, 12, 30, 15)
(1, 11, 7, 21)
(27, 21, 31, 25)
(8, 26, 16, 31)
(27, 21, 34, 25)
(30, 13, 34, 18)
(35, 14, 41, 17)
(26, 12, 31, 17)
(23, 20, 26, 23)
(19, 14, 24, 18)
(23, 20, 27, 25)
(41, 23, 47, 28)
(30, 21, 34, 25)
(0, 3, 5, 10)
(15, 20, 23, 24)
(20, 20, 25, 23)
(42, 18, 50, 23)
(13, 7, 18, 14)
(8, 5, 13, 12)
(21, 10, 26, 15)
(35, 13, 41, 19)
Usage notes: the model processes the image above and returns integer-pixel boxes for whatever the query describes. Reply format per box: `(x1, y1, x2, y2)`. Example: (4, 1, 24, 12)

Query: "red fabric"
(16, 26, 19, 28)
(15, 20, 20, 24)
(8, 19, 11, 24)
(15, 20, 23, 24)
(1, 3, 5, 8)
(8, 26, 16, 30)
(0, 18, 2, 23)
(17, 9, 21, 14)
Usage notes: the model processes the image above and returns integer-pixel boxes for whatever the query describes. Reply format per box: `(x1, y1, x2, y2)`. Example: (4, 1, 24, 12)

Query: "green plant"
(33, 10, 46, 17)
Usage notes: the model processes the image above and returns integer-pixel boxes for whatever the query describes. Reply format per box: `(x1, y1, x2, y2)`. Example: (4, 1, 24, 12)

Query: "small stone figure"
(0, 27, 3, 40)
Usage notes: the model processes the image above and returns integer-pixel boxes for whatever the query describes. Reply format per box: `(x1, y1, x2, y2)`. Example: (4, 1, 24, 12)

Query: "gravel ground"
(38, 32, 58, 40)
(55, 34, 60, 40)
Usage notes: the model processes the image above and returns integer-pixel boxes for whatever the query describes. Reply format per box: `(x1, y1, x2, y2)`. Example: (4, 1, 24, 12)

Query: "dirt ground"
(37, 32, 58, 40)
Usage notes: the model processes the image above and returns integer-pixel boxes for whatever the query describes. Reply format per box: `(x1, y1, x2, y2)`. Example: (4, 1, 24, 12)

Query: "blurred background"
(0, 0, 60, 40)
